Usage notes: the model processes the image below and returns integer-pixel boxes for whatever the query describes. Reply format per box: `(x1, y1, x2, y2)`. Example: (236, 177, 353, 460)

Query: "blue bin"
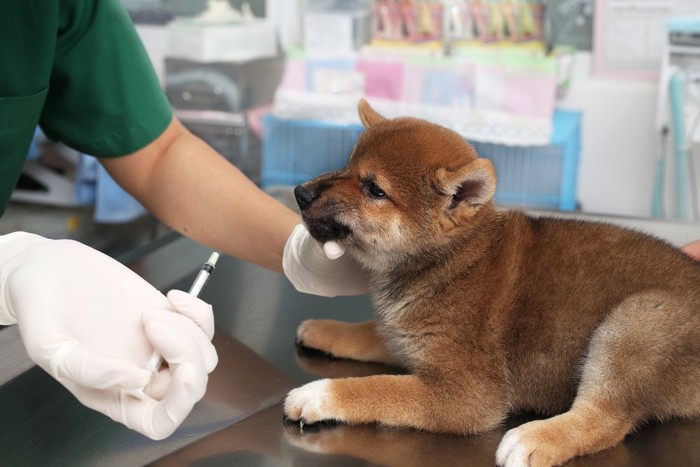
(262, 110, 581, 211)
(262, 115, 364, 187)
(471, 110, 581, 211)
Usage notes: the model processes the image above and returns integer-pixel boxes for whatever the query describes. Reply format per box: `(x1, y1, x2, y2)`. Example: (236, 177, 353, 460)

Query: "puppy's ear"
(358, 99, 386, 128)
(435, 159, 496, 211)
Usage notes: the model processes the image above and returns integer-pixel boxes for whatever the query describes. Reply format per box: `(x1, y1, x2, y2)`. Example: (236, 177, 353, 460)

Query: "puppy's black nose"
(294, 184, 317, 210)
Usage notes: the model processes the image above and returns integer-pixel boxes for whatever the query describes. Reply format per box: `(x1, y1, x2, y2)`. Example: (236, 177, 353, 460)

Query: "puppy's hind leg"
(296, 319, 401, 366)
(496, 291, 700, 467)
(496, 400, 633, 467)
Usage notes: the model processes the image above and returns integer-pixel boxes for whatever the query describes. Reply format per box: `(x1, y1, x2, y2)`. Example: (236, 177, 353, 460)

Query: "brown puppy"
(283, 99, 700, 466)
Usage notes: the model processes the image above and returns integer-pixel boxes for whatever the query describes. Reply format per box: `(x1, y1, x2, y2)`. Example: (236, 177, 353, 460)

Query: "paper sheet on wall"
(593, 0, 700, 80)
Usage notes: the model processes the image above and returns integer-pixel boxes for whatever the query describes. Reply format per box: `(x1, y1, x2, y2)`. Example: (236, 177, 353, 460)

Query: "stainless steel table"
(2, 212, 700, 466)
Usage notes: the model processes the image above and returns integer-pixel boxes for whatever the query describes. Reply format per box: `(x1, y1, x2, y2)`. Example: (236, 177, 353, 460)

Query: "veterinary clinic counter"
(1, 212, 700, 466)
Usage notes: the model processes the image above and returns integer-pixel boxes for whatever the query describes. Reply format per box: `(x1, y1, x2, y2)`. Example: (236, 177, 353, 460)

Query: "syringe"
(144, 252, 220, 374)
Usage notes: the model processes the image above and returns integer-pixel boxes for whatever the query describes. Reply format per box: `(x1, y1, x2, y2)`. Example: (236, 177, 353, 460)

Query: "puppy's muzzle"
(294, 185, 317, 211)
(293, 183, 351, 243)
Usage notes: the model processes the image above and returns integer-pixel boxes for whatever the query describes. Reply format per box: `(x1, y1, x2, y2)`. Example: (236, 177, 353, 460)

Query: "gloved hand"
(282, 224, 369, 297)
(0, 232, 218, 440)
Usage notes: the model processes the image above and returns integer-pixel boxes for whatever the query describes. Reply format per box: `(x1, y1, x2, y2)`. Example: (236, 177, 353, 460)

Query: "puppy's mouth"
(302, 214, 352, 244)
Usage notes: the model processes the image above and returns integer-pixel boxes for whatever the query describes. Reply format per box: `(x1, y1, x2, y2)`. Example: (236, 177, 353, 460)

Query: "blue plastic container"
(262, 110, 582, 211)
(262, 115, 364, 187)
(471, 110, 581, 210)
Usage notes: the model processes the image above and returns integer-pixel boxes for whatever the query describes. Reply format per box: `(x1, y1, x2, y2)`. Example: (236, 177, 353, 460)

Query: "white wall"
(557, 53, 660, 218)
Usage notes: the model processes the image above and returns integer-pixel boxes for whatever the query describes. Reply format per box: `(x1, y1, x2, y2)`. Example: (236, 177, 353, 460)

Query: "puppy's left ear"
(435, 158, 496, 212)
(358, 98, 386, 128)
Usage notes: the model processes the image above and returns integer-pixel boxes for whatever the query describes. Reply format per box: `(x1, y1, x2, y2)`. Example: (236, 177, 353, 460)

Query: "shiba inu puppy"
(283, 99, 700, 466)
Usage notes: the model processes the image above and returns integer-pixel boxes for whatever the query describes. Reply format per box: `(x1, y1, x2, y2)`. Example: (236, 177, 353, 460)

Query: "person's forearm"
(102, 118, 300, 273)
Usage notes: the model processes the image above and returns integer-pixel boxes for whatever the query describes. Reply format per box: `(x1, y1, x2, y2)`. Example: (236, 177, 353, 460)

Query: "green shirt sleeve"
(40, 0, 172, 157)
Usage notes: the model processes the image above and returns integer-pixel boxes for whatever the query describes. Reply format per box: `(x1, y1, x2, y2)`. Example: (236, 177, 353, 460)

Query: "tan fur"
(296, 319, 400, 366)
(283, 99, 700, 466)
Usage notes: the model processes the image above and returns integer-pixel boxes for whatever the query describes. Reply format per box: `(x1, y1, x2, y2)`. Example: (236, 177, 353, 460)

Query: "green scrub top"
(0, 0, 173, 217)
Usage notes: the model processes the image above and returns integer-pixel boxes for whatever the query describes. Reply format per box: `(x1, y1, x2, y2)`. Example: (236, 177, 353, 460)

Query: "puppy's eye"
(367, 182, 386, 199)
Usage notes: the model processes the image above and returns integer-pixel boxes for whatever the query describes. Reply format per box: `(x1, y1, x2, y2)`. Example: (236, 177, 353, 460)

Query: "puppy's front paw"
(284, 379, 340, 426)
(495, 421, 561, 467)
(496, 428, 532, 467)
(295, 319, 339, 356)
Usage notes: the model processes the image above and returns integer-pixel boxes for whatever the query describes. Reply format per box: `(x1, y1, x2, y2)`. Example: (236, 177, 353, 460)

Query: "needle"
(144, 252, 220, 374)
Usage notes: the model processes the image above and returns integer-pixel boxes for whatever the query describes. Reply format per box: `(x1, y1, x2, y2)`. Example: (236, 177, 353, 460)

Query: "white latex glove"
(282, 224, 369, 297)
(0, 232, 218, 440)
